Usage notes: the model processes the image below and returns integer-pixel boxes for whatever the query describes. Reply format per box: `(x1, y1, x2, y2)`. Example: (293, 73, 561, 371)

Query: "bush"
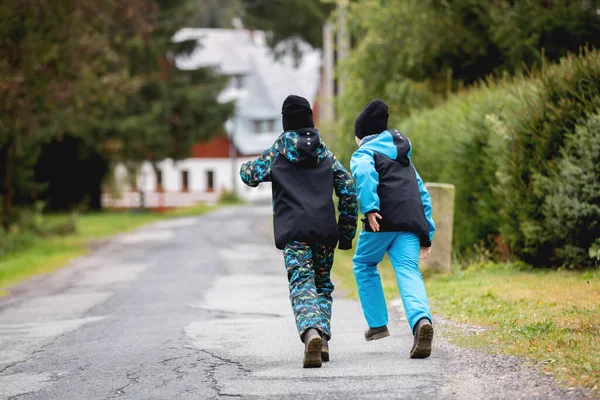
(219, 189, 241, 204)
(532, 114, 600, 267)
(397, 79, 529, 253)
(335, 49, 600, 267)
(0, 228, 36, 259)
(500, 49, 600, 267)
(18, 202, 78, 237)
(0, 202, 78, 259)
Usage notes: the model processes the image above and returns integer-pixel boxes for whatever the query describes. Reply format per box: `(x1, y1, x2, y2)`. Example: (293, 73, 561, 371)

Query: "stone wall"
(421, 183, 455, 273)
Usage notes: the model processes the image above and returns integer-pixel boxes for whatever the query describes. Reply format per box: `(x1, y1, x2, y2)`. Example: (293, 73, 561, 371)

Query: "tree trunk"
(89, 152, 108, 211)
(138, 164, 146, 211)
(1, 136, 16, 230)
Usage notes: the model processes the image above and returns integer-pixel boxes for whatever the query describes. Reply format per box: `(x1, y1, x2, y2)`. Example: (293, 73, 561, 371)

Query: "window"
(253, 120, 261, 133)
(228, 74, 245, 90)
(156, 169, 163, 191)
(181, 170, 189, 192)
(253, 119, 277, 134)
(206, 170, 215, 192)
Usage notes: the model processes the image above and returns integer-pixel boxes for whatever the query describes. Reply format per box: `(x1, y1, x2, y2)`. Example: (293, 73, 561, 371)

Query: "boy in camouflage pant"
(240, 95, 357, 368)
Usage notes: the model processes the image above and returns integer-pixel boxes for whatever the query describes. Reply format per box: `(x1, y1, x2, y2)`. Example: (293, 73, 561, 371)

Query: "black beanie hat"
(282, 95, 314, 131)
(354, 99, 389, 139)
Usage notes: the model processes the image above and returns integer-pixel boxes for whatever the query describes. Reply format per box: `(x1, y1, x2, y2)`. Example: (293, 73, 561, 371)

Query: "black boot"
(410, 318, 433, 359)
(364, 325, 390, 341)
(302, 328, 323, 368)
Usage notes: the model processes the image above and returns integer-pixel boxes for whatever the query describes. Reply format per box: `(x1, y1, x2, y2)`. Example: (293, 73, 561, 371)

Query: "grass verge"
(333, 251, 600, 391)
(0, 203, 214, 295)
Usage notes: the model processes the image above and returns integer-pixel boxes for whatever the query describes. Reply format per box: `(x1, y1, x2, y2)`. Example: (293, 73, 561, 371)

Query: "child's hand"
(420, 246, 432, 261)
(367, 212, 382, 232)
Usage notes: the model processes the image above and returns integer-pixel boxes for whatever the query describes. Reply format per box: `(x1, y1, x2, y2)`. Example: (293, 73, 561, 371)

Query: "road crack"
(0, 345, 49, 375)
(198, 349, 249, 399)
(200, 349, 251, 374)
(153, 346, 248, 397)
(113, 370, 140, 397)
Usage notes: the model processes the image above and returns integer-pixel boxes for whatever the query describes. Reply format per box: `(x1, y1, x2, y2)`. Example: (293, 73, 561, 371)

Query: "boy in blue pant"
(350, 99, 436, 359)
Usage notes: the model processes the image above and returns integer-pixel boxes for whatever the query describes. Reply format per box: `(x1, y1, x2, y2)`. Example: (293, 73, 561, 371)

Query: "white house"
(103, 28, 321, 208)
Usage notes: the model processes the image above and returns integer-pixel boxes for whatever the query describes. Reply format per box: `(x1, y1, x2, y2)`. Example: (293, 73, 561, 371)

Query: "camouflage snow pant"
(283, 241, 335, 342)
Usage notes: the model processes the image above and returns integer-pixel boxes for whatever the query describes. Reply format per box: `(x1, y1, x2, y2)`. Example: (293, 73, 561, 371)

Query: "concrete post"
(421, 183, 455, 274)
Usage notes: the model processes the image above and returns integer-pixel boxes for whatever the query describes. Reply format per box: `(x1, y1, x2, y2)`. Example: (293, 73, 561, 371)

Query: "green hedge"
(499, 49, 600, 267)
(534, 114, 600, 267)
(397, 79, 530, 254)
(389, 49, 600, 267)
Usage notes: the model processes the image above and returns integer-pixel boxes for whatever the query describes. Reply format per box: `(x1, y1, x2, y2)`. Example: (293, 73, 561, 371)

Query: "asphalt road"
(0, 206, 590, 399)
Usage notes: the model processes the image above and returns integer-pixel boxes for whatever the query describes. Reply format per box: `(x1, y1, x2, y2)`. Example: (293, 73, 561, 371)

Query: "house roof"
(173, 28, 321, 156)
(190, 135, 259, 159)
(190, 135, 231, 158)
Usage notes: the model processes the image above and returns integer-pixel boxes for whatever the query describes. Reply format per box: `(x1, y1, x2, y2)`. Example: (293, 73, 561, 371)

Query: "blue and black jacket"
(350, 128, 435, 247)
(240, 128, 358, 250)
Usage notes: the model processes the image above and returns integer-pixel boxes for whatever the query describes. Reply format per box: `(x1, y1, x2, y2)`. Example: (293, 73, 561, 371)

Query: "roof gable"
(173, 28, 321, 156)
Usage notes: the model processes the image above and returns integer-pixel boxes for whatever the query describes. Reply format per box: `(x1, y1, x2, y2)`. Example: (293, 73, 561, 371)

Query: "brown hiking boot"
(410, 318, 433, 359)
(364, 325, 390, 341)
(321, 338, 329, 362)
(302, 328, 323, 368)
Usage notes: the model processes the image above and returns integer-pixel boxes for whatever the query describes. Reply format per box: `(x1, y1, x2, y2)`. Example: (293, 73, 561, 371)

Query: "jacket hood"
(359, 129, 412, 166)
(274, 128, 327, 168)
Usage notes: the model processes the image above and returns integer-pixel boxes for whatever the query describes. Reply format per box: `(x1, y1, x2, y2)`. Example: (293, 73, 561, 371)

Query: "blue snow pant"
(353, 231, 432, 332)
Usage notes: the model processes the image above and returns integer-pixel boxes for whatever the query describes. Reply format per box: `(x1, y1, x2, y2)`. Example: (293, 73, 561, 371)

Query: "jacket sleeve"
(350, 149, 380, 215)
(413, 166, 436, 244)
(239, 147, 278, 187)
(330, 152, 358, 250)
